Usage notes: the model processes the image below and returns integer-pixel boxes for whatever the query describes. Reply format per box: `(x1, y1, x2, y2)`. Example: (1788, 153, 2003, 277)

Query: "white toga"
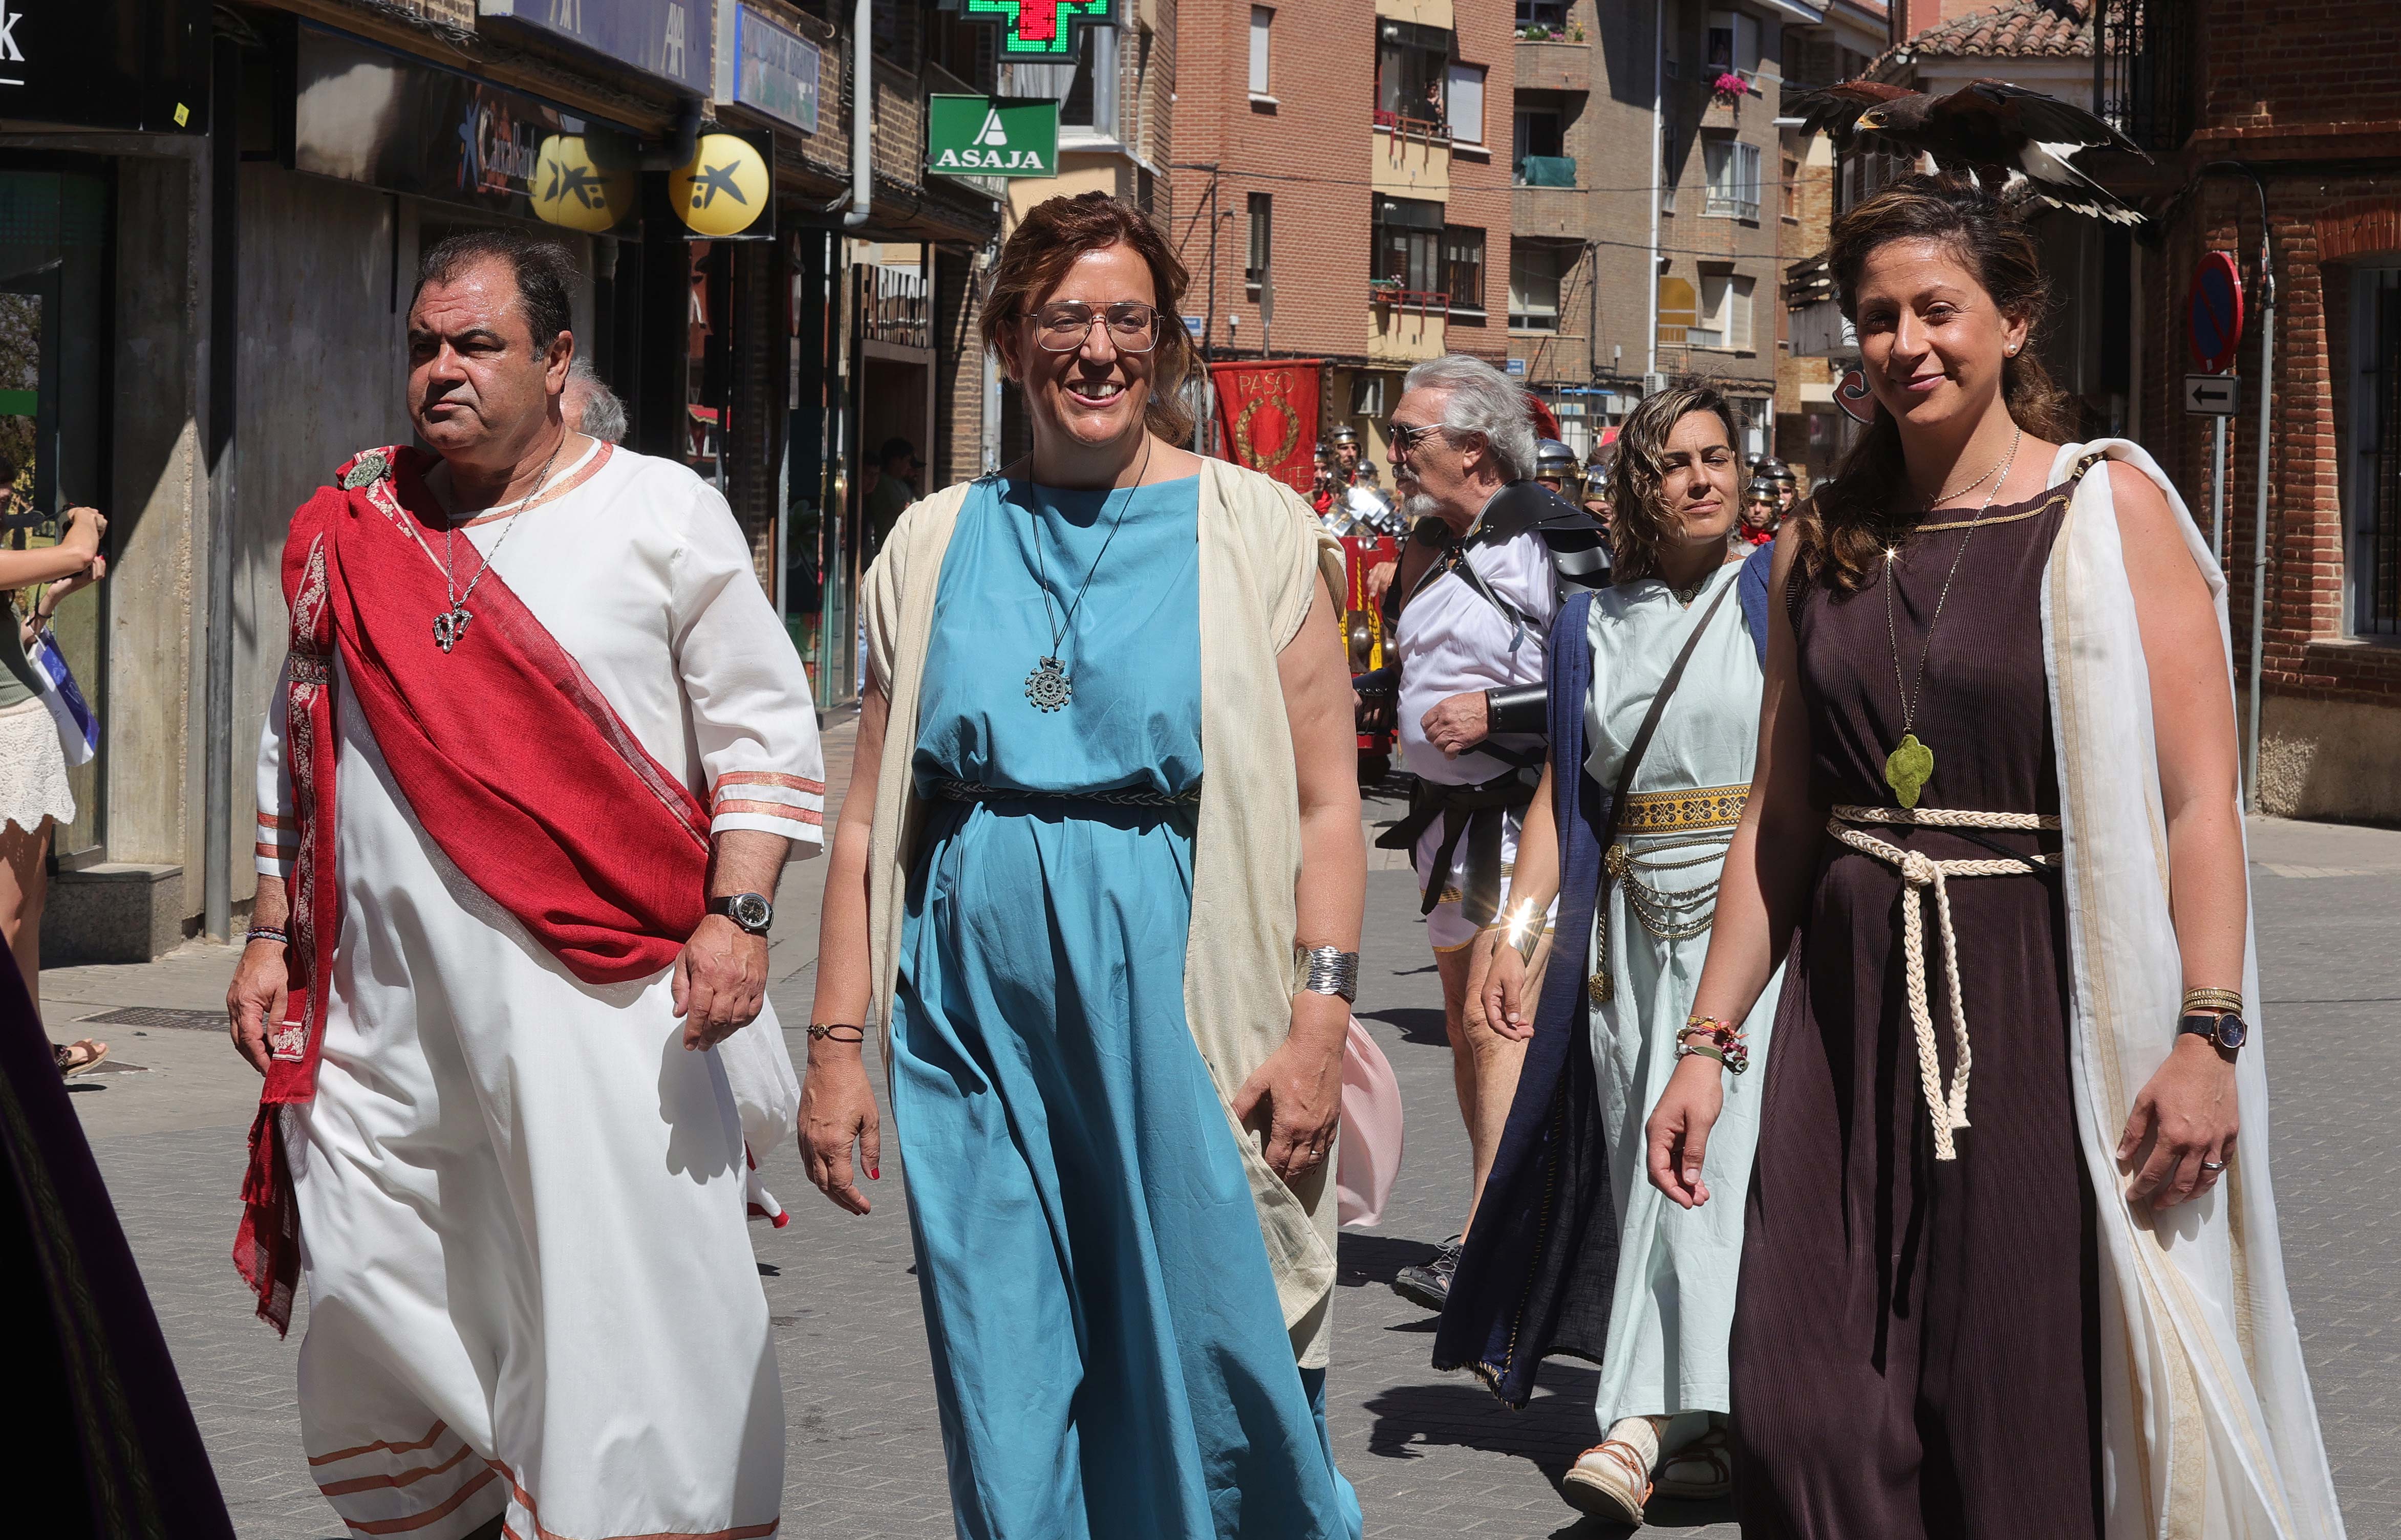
(253, 440, 820, 1540)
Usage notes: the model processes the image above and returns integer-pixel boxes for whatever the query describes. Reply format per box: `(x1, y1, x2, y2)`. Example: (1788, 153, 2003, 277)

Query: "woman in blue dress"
(798, 191, 1368, 1540)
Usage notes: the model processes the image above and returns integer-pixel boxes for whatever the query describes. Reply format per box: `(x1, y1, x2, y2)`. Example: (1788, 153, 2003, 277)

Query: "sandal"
(1653, 1421, 1733, 1501)
(55, 1038, 110, 1077)
(1562, 1436, 1653, 1524)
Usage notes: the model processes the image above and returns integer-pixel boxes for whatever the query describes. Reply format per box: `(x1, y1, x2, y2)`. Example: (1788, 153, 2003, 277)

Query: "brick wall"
(2127, 0, 2401, 718)
(1446, 0, 1515, 367)
(1175, 0, 1378, 362)
(933, 244, 989, 486)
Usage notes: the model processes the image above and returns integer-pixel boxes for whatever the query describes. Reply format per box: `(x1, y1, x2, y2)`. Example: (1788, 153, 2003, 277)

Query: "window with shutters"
(1689, 272, 1754, 351)
(1246, 195, 1272, 292)
(1444, 226, 1485, 314)
(1660, 125, 1680, 214)
(2350, 265, 2401, 635)
(1657, 275, 1697, 346)
(1703, 135, 1761, 220)
(1250, 8, 1273, 97)
(1510, 243, 1563, 331)
(1446, 62, 1485, 144)
(1373, 196, 1445, 298)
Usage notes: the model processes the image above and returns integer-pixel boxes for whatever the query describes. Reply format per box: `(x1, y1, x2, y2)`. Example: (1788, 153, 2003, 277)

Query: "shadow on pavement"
(1356, 1005, 1449, 1046)
(1337, 1230, 1437, 1288)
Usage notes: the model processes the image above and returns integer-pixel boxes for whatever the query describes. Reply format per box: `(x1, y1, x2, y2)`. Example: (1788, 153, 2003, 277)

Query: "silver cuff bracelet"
(1296, 944, 1360, 1003)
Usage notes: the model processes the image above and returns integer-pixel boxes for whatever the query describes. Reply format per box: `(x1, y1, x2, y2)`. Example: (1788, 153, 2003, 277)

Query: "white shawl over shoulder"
(2043, 439, 2345, 1540)
(861, 458, 1349, 1368)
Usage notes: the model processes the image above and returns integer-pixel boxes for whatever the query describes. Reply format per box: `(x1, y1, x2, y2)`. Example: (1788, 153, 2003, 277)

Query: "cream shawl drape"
(2043, 440, 2345, 1539)
(862, 457, 1350, 1368)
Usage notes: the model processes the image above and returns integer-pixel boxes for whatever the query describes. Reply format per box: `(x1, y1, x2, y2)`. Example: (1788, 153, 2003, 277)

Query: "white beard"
(1399, 492, 1440, 525)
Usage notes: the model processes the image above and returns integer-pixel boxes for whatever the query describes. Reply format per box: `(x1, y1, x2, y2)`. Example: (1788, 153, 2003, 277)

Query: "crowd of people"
(0, 178, 2351, 1540)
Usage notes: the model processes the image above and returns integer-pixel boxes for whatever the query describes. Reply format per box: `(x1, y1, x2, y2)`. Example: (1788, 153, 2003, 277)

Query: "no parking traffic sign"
(2187, 252, 2244, 374)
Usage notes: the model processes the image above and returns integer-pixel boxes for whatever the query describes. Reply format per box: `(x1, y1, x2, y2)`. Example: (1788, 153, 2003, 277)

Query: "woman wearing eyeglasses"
(797, 191, 1366, 1539)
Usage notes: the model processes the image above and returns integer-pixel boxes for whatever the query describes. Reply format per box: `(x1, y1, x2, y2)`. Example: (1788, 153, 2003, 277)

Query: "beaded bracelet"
(1676, 1014, 1751, 1075)
(245, 926, 289, 947)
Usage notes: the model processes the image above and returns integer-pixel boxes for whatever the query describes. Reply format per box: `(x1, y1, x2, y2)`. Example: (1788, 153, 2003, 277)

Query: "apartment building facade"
(1175, 0, 1514, 464)
(1510, 0, 1804, 463)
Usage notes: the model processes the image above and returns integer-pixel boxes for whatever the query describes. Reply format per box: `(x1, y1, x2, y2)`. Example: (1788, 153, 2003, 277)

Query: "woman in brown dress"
(1645, 175, 2345, 1538)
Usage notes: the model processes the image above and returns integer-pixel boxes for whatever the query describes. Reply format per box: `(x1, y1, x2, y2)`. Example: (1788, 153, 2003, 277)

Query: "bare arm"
(225, 875, 292, 1075)
(1648, 528, 1820, 1207)
(0, 506, 104, 589)
(1234, 580, 1366, 1183)
(1469, 758, 1561, 1039)
(2109, 462, 2244, 1209)
(798, 682, 888, 1214)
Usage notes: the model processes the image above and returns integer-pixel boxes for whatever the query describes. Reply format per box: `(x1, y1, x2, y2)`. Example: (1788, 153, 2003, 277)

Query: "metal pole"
(1644, 0, 1663, 385)
(2245, 253, 2275, 812)
(2209, 412, 2228, 561)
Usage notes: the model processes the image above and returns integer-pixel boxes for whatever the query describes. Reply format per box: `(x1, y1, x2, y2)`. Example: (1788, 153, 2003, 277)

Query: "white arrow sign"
(2184, 373, 2241, 416)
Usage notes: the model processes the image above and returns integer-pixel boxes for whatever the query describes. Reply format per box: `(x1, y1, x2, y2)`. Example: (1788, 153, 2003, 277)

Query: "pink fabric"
(1337, 1017, 1404, 1228)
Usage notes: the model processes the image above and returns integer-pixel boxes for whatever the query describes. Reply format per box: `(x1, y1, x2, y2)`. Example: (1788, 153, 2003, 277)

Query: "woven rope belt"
(1828, 804, 2061, 1162)
(936, 778, 1202, 808)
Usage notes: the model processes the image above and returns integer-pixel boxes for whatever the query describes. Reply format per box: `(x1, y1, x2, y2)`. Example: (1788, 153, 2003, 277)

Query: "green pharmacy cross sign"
(943, 0, 1118, 58)
(927, 96, 1061, 178)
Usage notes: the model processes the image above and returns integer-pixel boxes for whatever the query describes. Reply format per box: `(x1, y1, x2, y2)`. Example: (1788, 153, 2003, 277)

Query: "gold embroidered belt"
(1615, 782, 1749, 834)
(1588, 784, 1750, 1004)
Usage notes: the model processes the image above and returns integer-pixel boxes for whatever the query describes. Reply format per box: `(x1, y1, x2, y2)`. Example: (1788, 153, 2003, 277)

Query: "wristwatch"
(708, 892, 775, 936)
(2177, 1011, 2247, 1054)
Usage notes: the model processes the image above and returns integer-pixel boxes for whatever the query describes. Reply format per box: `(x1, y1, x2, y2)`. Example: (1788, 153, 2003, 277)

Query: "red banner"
(1209, 360, 1322, 495)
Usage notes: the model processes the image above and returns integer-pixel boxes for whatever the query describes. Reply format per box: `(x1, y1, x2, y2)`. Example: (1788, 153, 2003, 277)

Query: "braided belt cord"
(935, 778, 1202, 808)
(1828, 805, 2062, 1162)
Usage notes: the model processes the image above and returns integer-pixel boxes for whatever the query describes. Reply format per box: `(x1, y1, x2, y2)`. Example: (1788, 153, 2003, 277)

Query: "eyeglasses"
(1026, 301, 1162, 352)
(1385, 420, 1452, 456)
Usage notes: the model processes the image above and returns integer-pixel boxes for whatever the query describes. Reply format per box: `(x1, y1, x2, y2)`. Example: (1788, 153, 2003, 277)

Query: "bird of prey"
(1788, 78, 2152, 225)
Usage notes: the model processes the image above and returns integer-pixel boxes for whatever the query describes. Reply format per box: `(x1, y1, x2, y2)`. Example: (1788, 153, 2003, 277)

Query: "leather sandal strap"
(1578, 1438, 1655, 1492)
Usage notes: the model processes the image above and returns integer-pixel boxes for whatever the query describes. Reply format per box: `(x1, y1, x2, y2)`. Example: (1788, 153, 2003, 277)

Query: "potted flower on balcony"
(1369, 277, 1403, 304)
(1711, 70, 1750, 103)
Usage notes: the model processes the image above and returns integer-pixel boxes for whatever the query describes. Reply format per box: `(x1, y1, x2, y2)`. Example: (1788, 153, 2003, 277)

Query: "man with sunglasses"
(1363, 356, 1604, 1312)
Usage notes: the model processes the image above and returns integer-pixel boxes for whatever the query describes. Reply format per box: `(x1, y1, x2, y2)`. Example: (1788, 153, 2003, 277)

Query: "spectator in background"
(864, 435, 921, 554)
(562, 358, 627, 445)
(0, 460, 108, 1073)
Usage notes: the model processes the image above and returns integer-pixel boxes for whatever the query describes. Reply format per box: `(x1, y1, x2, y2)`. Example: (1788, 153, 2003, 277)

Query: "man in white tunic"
(227, 231, 820, 1540)
(1372, 355, 1602, 1311)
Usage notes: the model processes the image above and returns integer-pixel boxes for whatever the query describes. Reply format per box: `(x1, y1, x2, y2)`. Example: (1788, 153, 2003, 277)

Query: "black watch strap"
(708, 892, 774, 935)
(2177, 1011, 2247, 1054)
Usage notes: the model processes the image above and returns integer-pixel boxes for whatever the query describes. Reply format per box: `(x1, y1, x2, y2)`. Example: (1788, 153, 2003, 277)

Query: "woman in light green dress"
(1467, 385, 1774, 1527)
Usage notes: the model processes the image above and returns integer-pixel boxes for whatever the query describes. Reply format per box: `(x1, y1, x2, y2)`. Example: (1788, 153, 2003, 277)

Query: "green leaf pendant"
(1884, 733, 1934, 809)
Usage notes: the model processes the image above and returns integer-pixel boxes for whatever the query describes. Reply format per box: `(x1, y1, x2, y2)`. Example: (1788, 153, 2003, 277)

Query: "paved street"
(39, 721, 2401, 1538)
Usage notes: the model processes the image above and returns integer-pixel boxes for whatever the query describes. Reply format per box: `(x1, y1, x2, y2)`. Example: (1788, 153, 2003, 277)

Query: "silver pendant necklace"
(432, 433, 566, 654)
(1023, 437, 1151, 711)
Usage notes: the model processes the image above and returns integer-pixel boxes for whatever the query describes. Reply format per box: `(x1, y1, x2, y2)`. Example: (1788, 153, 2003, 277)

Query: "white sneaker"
(1561, 1438, 1652, 1525)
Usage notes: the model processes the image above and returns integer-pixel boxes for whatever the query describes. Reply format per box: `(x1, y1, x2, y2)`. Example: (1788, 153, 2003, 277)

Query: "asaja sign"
(927, 96, 1059, 178)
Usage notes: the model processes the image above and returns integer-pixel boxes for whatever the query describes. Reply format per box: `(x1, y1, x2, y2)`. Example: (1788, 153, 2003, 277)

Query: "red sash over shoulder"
(235, 445, 712, 1331)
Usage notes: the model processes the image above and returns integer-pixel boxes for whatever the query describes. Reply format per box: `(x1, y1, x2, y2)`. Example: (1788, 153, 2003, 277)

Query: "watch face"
(2215, 1014, 2248, 1050)
(729, 893, 772, 932)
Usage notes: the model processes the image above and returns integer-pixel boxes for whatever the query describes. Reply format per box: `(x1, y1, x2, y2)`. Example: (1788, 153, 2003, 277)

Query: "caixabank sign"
(0, 0, 210, 133)
(926, 96, 1058, 179)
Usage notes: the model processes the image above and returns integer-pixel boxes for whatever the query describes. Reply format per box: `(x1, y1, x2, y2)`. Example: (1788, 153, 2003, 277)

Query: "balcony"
(1515, 37, 1592, 94)
(1369, 290, 1448, 362)
(1513, 183, 1583, 240)
(2097, 0, 2199, 153)
(1373, 119, 1452, 200)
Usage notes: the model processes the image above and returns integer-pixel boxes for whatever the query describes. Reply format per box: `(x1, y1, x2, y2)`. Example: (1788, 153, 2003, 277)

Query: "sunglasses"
(1384, 420, 1452, 456)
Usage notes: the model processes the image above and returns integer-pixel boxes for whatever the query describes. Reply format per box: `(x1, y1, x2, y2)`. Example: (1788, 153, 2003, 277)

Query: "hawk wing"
(1945, 79, 2152, 161)
(1787, 80, 1917, 155)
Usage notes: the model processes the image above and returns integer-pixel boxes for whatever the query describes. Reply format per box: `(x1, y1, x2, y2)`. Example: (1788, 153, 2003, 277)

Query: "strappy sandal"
(55, 1038, 110, 1077)
(1653, 1421, 1733, 1501)
(1561, 1436, 1653, 1524)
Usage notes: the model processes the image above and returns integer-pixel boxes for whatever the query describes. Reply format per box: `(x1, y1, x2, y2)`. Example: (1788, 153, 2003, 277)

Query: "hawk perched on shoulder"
(1788, 78, 2151, 226)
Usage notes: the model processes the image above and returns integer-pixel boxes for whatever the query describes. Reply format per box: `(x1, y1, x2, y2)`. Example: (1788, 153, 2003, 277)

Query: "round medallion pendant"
(1024, 656, 1073, 712)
